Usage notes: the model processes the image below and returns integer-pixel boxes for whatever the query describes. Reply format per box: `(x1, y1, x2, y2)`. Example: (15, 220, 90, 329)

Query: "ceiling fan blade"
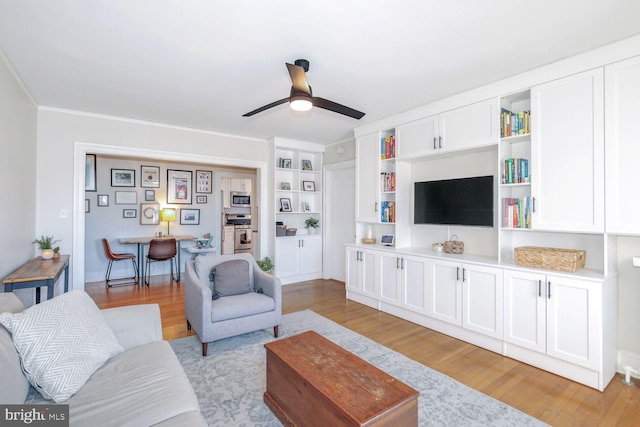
(313, 97, 365, 120)
(286, 63, 311, 96)
(242, 97, 289, 117)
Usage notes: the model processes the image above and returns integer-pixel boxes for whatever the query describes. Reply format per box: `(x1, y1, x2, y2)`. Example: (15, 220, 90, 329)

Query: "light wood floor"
(86, 276, 640, 426)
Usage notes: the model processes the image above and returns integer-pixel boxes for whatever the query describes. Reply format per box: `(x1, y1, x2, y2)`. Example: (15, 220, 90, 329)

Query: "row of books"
(381, 201, 396, 223)
(380, 172, 396, 192)
(501, 109, 530, 137)
(501, 158, 529, 184)
(502, 197, 531, 228)
(381, 135, 396, 160)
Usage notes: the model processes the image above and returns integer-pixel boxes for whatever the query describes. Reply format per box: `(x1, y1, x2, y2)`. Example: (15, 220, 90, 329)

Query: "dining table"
(118, 235, 196, 284)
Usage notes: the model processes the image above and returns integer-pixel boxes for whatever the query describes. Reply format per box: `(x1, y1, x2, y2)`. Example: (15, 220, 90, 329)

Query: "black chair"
(102, 238, 138, 287)
(145, 238, 177, 285)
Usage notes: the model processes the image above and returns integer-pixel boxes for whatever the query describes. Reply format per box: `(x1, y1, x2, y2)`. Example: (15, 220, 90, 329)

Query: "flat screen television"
(414, 175, 494, 227)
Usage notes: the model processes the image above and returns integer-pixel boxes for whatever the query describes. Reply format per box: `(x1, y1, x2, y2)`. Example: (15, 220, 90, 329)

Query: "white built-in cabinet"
(530, 69, 605, 233)
(355, 132, 380, 223)
(275, 235, 322, 279)
(346, 246, 377, 299)
(396, 98, 499, 159)
(605, 55, 640, 234)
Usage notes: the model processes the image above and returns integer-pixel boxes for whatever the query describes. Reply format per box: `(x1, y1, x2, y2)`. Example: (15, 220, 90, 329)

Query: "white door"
(503, 269, 546, 352)
(325, 163, 356, 281)
(401, 255, 429, 313)
(379, 253, 401, 305)
(531, 69, 604, 232)
(462, 264, 503, 339)
(546, 275, 600, 369)
(605, 56, 640, 234)
(428, 259, 462, 326)
(440, 99, 499, 152)
(396, 115, 439, 159)
(299, 237, 322, 275)
(275, 238, 300, 278)
(356, 133, 380, 222)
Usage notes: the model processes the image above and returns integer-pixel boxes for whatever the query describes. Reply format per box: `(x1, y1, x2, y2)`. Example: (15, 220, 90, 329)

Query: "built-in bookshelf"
(379, 131, 396, 224)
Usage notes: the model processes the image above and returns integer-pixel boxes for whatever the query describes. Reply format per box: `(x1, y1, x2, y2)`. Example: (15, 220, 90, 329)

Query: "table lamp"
(160, 208, 176, 236)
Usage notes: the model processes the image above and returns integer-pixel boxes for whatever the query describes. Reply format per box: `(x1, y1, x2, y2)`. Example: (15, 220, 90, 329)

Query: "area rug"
(170, 310, 547, 426)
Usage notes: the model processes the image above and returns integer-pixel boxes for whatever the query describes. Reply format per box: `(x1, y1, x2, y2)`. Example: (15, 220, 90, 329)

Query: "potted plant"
(53, 246, 61, 260)
(305, 217, 319, 234)
(257, 257, 274, 274)
(33, 235, 60, 260)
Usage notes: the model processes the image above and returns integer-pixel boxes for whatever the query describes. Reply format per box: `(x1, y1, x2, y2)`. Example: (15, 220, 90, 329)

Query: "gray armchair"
(184, 253, 281, 356)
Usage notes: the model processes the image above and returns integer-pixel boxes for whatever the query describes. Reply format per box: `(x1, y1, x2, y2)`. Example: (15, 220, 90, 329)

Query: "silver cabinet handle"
(433, 137, 437, 150)
(401, 258, 405, 269)
(532, 197, 536, 213)
(547, 281, 551, 299)
(456, 266, 460, 281)
(396, 257, 400, 269)
(538, 280, 542, 297)
(462, 268, 466, 282)
(439, 136, 442, 148)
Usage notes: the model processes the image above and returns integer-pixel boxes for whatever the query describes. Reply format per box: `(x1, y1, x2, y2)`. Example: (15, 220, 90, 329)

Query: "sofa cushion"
(212, 259, 252, 297)
(0, 293, 31, 404)
(0, 290, 124, 403)
(211, 292, 275, 322)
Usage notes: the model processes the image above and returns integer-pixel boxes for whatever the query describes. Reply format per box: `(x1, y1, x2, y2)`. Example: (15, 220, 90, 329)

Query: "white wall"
(36, 109, 269, 290)
(0, 53, 38, 305)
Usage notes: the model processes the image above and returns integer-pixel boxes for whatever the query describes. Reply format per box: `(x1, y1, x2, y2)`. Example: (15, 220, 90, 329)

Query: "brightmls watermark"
(1, 405, 68, 426)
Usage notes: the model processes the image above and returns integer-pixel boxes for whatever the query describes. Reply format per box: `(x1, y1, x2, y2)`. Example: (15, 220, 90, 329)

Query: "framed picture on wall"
(145, 190, 155, 201)
(140, 203, 159, 225)
(196, 195, 207, 204)
(180, 208, 200, 225)
(85, 199, 90, 213)
(115, 191, 137, 204)
(141, 165, 160, 188)
(196, 170, 212, 193)
(123, 209, 136, 218)
(97, 194, 109, 207)
(111, 169, 135, 187)
(85, 154, 96, 192)
(167, 169, 192, 204)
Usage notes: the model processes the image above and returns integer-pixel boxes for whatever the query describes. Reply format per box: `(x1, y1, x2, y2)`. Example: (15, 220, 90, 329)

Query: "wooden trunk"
(264, 330, 419, 427)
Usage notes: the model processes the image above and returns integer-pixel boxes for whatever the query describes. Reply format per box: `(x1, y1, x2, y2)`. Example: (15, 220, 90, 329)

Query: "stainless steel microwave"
(230, 191, 251, 207)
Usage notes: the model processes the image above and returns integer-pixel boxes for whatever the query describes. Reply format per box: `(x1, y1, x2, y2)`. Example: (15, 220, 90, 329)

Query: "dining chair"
(102, 238, 138, 287)
(145, 238, 177, 285)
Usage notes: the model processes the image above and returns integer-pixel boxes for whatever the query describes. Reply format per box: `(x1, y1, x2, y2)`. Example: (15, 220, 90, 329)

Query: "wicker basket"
(443, 235, 464, 254)
(514, 246, 586, 272)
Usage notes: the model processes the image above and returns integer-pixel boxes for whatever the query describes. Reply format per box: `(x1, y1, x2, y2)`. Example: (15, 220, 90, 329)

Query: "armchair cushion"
(211, 259, 252, 298)
(211, 292, 275, 322)
(0, 290, 123, 403)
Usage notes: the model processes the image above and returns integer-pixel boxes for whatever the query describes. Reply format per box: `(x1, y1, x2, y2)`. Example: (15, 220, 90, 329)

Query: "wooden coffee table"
(264, 330, 419, 426)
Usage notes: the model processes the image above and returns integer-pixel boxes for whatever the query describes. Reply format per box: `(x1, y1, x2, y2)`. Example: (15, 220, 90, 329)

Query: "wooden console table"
(3, 255, 70, 304)
(264, 330, 419, 426)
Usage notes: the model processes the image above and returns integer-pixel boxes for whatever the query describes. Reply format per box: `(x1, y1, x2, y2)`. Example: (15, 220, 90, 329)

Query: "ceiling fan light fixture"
(290, 96, 312, 112)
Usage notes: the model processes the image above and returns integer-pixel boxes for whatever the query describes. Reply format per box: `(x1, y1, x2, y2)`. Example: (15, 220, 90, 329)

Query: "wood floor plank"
(85, 277, 640, 426)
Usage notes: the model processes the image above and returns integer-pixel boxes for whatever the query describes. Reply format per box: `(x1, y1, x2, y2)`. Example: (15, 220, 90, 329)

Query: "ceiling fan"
(242, 59, 365, 120)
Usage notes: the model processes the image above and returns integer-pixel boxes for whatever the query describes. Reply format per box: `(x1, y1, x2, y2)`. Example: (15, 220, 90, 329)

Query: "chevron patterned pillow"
(0, 290, 124, 402)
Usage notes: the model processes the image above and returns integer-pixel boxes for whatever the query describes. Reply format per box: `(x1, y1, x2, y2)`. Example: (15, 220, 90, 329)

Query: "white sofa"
(0, 292, 207, 427)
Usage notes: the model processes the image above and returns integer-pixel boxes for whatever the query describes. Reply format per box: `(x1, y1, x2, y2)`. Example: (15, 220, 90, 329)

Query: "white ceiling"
(1, 1, 639, 145)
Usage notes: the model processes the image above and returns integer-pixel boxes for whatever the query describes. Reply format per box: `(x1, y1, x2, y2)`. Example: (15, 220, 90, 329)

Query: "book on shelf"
(380, 172, 396, 192)
(500, 108, 530, 137)
(501, 158, 529, 184)
(380, 201, 395, 223)
(380, 135, 396, 160)
(502, 197, 531, 228)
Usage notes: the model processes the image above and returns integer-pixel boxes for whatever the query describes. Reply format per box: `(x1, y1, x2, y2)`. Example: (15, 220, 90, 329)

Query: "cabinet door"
(299, 237, 322, 275)
(503, 269, 546, 352)
(401, 255, 429, 313)
(379, 253, 401, 305)
(275, 238, 300, 278)
(605, 56, 640, 234)
(428, 259, 462, 326)
(345, 247, 361, 292)
(355, 133, 380, 222)
(546, 275, 600, 369)
(396, 115, 439, 159)
(361, 250, 377, 297)
(462, 264, 503, 339)
(440, 99, 499, 152)
(221, 178, 231, 208)
(531, 69, 604, 232)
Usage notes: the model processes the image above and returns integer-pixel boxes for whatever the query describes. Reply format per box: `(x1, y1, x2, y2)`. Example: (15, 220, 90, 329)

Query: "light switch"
(633, 257, 640, 267)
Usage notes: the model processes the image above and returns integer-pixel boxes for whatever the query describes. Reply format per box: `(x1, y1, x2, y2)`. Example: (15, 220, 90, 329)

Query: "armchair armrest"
(253, 265, 281, 313)
(101, 304, 163, 351)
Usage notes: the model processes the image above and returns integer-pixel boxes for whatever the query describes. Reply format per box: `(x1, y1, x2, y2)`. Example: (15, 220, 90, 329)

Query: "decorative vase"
(41, 249, 54, 260)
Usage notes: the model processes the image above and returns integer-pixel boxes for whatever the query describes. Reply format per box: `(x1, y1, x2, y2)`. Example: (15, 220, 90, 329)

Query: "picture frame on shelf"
(302, 181, 315, 191)
(85, 154, 96, 192)
(301, 160, 313, 171)
(122, 209, 136, 218)
(196, 195, 207, 204)
(196, 170, 212, 193)
(140, 203, 159, 225)
(280, 182, 291, 190)
(111, 168, 135, 187)
(140, 165, 160, 188)
(180, 208, 200, 225)
(280, 198, 292, 212)
(167, 169, 192, 204)
(145, 190, 155, 201)
(115, 191, 137, 204)
(302, 202, 310, 212)
(279, 158, 292, 169)
(97, 194, 109, 207)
